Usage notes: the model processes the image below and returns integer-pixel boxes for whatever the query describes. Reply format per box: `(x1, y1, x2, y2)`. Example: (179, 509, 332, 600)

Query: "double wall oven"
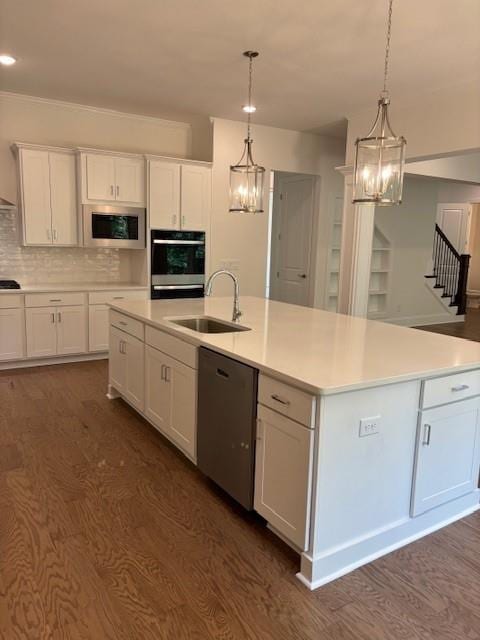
(150, 230, 206, 299)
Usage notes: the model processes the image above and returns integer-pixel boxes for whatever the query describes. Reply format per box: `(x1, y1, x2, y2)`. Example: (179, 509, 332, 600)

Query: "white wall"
(210, 118, 345, 302)
(407, 153, 480, 184)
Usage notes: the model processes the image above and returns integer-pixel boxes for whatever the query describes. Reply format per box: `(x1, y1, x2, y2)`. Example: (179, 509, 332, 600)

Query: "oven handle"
(153, 239, 204, 245)
(153, 284, 204, 290)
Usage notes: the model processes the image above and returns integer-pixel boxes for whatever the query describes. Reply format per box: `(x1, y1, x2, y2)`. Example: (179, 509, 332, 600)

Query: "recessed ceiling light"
(0, 54, 17, 66)
(242, 105, 256, 113)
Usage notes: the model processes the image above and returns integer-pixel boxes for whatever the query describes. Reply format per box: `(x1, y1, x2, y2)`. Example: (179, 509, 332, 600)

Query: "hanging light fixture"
(353, 0, 406, 205)
(229, 51, 265, 214)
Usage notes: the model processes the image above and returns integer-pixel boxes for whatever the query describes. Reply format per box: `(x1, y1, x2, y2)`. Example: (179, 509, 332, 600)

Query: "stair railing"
(432, 224, 470, 315)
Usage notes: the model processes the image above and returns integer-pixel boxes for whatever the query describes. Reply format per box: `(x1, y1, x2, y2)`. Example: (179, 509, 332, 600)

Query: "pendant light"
(229, 51, 265, 214)
(353, 0, 406, 205)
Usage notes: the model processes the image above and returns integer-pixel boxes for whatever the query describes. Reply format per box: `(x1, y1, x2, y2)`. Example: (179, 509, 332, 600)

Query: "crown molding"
(0, 91, 192, 131)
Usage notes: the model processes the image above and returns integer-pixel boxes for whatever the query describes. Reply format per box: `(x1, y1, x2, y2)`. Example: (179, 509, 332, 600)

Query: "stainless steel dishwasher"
(197, 347, 258, 510)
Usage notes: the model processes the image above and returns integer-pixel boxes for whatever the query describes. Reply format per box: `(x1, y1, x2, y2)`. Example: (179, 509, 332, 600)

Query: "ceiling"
(1, 0, 479, 135)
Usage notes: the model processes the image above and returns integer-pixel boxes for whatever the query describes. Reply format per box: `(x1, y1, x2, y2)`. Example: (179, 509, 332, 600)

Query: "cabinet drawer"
(110, 310, 144, 341)
(0, 294, 24, 309)
(421, 370, 480, 409)
(145, 325, 197, 369)
(88, 289, 147, 305)
(258, 374, 315, 427)
(25, 292, 85, 308)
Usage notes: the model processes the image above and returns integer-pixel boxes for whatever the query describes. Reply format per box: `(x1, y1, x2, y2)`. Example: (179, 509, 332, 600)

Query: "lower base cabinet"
(109, 326, 144, 411)
(89, 304, 109, 352)
(254, 405, 314, 550)
(411, 397, 480, 516)
(0, 308, 25, 361)
(25, 306, 87, 358)
(145, 345, 196, 459)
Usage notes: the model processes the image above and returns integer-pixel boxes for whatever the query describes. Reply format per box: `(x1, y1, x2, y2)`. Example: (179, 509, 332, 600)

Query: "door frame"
(268, 171, 321, 307)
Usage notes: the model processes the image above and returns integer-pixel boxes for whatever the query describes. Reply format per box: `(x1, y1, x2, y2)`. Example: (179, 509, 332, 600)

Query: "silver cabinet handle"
(182, 215, 186, 227)
(119, 321, 127, 326)
(51, 312, 55, 323)
(110, 185, 114, 196)
(113, 296, 124, 300)
(46, 228, 51, 241)
(271, 393, 290, 406)
(116, 185, 120, 197)
(49, 299, 62, 302)
(451, 384, 470, 392)
(53, 229, 58, 242)
(164, 366, 171, 382)
(422, 424, 431, 445)
(172, 214, 177, 226)
(160, 364, 166, 381)
(57, 311, 62, 323)
(255, 419, 262, 441)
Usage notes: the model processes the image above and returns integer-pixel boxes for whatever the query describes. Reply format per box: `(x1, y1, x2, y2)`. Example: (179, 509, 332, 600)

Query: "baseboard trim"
(0, 352, 107, 371)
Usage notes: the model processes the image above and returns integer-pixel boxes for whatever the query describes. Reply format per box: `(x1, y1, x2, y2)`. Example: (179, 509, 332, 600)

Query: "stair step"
(425, 275, 436, 278)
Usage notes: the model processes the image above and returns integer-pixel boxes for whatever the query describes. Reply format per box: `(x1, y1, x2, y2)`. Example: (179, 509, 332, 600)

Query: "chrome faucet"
(205, 270, 242, 322)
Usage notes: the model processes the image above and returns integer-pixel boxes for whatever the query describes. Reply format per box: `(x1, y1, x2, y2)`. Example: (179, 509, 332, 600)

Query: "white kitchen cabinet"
(0, 308, 25, 361)
(411, 397, 480, 516)
(83, 153, 145, 206)
(108, 326, 144, 411)
(144, 345, 196, 458)
(17, 146, 78, 247)
(254, 405, 314, 550)
(148, 159, 210, 231)
(25, 305, 86, 358)
(89, 305, 109, 352)
(149, 160, 181, 229)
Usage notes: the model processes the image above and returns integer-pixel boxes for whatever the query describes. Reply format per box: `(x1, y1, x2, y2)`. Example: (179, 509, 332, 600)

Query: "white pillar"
(336, 167, 375, 318)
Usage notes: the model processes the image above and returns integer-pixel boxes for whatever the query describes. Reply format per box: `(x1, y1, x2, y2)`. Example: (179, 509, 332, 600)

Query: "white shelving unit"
(368, 228, 391, 318)
(325, 205, 343, 312)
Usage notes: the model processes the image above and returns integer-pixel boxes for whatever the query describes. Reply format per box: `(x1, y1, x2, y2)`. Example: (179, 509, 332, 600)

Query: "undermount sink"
(168, 316, 250, 334)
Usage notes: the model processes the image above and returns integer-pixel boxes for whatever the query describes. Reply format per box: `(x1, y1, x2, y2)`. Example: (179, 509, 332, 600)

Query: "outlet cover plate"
(359, 416, 381, 438)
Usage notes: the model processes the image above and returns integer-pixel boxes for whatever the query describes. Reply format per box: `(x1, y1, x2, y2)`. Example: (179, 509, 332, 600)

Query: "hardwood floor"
(416, 308, 480, 341)
(1, 360, 480, 639)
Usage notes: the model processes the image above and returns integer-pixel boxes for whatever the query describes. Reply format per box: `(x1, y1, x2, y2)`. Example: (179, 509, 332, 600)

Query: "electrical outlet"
(359, 416, 381, 437)
(219, 259, 240, 272)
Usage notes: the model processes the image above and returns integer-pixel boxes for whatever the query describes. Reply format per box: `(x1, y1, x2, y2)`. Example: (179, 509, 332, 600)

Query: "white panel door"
(124, 333, 144, 411)
(149, 160, 180, 229)
(254, 405, 313, 550)
(115, 157, 145, 205)
(88, 305, 109, 352)
(25, 307, 57, 358)
(0, 308, 25, 361)
(180, 164, 210, 231)
(412, 398, 480, 516)
(49, 152, 78, 245)
(56, 305, 87, 355)
(166, 353, 197, 458)
(109, 326, 126, 393)
(145, 345, 171, 433)
(86, 154, 116, 201)
(436, 203, 471, 254)
(21, 149, 52, 245)
(271, 174, 315, 307)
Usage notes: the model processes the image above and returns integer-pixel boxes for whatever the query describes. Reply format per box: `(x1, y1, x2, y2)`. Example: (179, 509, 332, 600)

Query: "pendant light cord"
(382, 0, 394, 96)
(247, 54, 253, 141)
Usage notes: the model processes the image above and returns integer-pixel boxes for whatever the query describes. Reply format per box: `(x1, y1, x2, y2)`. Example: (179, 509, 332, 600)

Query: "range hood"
(0, 197, 16, 211)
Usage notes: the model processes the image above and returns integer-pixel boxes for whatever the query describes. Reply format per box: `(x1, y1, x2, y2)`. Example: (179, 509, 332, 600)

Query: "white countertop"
(0, 282, 148, 294)
(109, 296, 480, 395)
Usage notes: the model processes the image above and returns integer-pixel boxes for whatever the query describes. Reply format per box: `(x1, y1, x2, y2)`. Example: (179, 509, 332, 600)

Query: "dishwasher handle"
(216, 368, 230, 379)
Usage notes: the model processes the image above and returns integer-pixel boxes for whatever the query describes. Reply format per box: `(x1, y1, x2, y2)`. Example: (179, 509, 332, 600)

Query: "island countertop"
(108, 296, 480, 395)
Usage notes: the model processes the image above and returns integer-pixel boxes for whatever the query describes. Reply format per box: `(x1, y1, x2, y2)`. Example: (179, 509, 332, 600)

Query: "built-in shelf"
(368, 227, 391, 318)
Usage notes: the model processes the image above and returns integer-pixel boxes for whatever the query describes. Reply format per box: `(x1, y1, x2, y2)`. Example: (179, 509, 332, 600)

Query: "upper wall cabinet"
(148, 159, 211, 231)
(15, 145, 78, 247)
(80, 152, 145, 206)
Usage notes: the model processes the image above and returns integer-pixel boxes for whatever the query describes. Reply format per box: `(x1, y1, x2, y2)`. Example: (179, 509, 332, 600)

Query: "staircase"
(425, 224, 470, 316)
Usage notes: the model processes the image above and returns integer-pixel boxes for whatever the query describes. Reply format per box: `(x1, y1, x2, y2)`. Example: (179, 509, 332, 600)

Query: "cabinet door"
(0, 308, 25, 361)
(86, 154, 116, 201)
(56, 306, 87, 355)
(166, 354, 197, 459)
(254, 406, 314, 550)
(411, 398, 480, 516)
(109, 326, 126, 393)
(149, 160, 180, 229)
(25, 307, 57, 358)
(20, 149, 52, 245)
(145, 345, 171, 434)
(49, 152, 78, 246)
(180, 164, 210, 231)
(115, 157, 145, 205)
(88, 304, 109, 352)
(124, 333, 145, 411)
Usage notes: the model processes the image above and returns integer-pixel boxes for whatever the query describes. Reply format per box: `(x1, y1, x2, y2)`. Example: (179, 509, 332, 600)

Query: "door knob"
(298, 273, 307, 279)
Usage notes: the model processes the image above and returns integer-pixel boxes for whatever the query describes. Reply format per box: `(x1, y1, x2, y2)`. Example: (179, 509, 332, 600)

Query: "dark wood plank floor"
(1, 360, 480, 639)
(416, 308, 480, 341)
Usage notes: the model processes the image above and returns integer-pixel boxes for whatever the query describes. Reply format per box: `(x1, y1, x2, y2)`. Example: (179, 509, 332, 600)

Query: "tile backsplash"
(0, 211, 123, 284)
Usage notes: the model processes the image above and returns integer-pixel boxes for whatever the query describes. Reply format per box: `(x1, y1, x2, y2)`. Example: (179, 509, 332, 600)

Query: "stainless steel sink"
(168, 316, 250, 334)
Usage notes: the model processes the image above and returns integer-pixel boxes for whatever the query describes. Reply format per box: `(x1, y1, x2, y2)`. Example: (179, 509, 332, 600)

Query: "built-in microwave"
(82, 204, 146, 249)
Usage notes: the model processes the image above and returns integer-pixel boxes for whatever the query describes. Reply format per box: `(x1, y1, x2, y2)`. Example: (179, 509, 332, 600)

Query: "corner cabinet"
(148, 159, 211, 231)
(15, 145, 78, 246)
(80, 152, 145, 206)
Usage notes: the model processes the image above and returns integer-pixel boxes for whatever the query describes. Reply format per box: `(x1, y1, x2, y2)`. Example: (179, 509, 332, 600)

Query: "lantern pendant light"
(229, 51, 266, 214)
(353, 0, 406, 206)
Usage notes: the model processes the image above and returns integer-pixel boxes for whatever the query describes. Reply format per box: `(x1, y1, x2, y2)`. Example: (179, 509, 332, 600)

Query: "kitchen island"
(107, 296, 480, 589)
